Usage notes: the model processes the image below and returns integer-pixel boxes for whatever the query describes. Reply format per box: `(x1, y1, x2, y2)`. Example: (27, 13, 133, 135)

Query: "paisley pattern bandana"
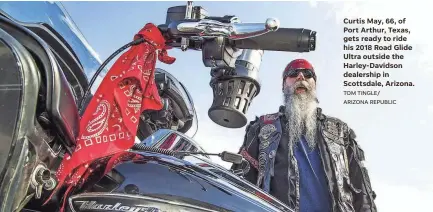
(45, 23, 175, 211)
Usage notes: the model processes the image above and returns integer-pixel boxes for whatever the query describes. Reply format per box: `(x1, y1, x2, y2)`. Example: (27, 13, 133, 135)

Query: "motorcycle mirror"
(219, 151, 243, 165)
(175, 150, 243, 164)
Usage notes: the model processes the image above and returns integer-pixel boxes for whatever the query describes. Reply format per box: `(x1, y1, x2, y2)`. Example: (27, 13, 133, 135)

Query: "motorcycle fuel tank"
(67, 151, 292, 212)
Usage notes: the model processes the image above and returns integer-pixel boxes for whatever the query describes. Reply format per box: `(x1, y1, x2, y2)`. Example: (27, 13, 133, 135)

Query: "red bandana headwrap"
(45, 23, 175, 211)
(282, 58, 316, 81)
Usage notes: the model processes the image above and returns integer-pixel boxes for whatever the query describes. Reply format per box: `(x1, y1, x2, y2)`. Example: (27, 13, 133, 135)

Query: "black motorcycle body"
(64, 130, 291, 212)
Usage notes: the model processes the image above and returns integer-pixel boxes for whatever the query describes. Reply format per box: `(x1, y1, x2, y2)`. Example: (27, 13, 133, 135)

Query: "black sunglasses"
(284, 69, 315, 79)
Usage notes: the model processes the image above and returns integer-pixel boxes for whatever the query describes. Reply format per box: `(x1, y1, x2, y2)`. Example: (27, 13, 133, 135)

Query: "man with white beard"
(232, 59, 377, 212)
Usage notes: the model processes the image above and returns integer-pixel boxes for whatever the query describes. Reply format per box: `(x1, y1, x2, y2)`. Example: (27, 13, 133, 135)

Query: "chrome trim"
(151, 129, 207, 154)
(0, 26, 41, 212)
(69, 192, 220, 212)
(236, 49, 264, 72)
(180, 1, 193, 51)
(176, 18, 280, 40)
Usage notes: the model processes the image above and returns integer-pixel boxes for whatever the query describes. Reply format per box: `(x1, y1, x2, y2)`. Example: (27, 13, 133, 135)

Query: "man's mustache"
(295, 80, 310, 89)
(289, 80, 312, 93)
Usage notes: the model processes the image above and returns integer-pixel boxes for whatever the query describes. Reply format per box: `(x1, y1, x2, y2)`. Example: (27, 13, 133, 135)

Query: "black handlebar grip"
(232, 28, 316, 52)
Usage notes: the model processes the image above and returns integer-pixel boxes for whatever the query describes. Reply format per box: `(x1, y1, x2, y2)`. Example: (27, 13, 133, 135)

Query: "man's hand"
(231, 117, 261, 182)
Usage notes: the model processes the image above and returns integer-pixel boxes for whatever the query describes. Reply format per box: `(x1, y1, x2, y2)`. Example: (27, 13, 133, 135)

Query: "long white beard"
(283, 81, 318, 149)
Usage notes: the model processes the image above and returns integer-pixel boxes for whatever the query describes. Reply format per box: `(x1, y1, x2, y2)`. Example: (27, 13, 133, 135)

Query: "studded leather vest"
(321, 116, 358, 212)
(254, 109, 359, 212)
(256, 112, 283, 192)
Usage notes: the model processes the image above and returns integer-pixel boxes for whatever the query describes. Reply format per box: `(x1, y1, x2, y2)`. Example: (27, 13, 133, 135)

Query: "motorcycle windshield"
(0, 1, 198, 138)
(0, 1, 102, 79)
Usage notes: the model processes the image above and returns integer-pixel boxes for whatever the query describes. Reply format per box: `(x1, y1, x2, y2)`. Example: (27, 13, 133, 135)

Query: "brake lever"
(169, 17, 280, 40)
(228, 18, 280, 39)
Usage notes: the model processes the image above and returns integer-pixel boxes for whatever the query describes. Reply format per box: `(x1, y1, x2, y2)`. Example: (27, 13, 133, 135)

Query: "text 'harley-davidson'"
(0, 1, 316, 212)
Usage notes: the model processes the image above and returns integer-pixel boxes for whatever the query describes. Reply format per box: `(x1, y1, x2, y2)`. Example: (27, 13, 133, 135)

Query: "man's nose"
(296, 72, 305, 80)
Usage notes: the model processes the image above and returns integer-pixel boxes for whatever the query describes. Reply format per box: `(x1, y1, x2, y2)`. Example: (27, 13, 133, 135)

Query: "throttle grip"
(232, 28, 316, 52)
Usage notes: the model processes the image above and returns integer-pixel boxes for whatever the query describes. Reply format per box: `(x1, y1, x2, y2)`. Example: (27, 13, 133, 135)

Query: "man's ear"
(282, 80, 286, 91)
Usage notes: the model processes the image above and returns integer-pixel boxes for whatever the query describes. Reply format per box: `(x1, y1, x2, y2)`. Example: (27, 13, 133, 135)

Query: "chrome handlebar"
(169, 17, 280, 40)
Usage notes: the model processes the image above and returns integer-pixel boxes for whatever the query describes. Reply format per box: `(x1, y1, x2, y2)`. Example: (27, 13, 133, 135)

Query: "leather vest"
(321, 116, 360, 212)
(255, 110, 357, 212)
(256, 112, 283, 192)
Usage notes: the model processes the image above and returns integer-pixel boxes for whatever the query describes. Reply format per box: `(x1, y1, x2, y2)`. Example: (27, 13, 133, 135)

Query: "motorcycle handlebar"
(165, 18, 280, 40)
(232, 27, 316, 52)
(161, 18, 316, 53)
(156, 3, 317, 129)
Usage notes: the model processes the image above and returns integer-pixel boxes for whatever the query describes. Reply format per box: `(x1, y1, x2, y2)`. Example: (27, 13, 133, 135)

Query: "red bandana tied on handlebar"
(46, 23, 175, 209)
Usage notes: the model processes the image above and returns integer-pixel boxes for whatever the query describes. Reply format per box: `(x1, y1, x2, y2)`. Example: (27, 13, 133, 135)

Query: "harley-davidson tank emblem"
(74, 201, 161, 212)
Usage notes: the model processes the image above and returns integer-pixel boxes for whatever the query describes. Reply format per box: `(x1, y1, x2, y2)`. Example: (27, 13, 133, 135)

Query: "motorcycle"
(0, 2, 316, 212)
